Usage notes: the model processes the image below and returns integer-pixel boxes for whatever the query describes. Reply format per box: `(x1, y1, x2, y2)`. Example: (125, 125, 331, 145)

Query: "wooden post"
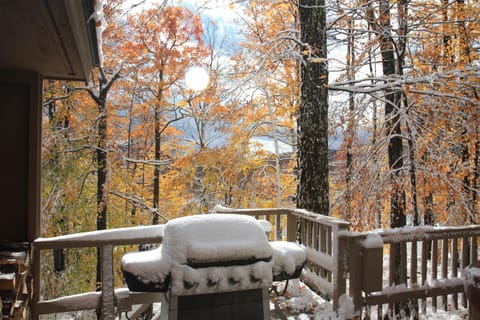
(410, 241, 419, 317)
(465, 261, 480, 320)
(442, 239, 448, 311)
(421, 240, 428, 314)
(451, 238, 458, 309)
(432, 239, 438, 311)
(31, 245, 41, 320)
(471, 236, 478, 262)
(461, 237, 469, 307)
(101, 245, 115, 320)
(333, 231, 347, 310)
(286, 213, 297, 242)
(350, 238, 363, 317)
(275, 214, 282, 241)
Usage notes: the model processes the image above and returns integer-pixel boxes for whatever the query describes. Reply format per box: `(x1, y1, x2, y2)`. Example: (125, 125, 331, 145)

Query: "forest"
(40, 0, 478, 296)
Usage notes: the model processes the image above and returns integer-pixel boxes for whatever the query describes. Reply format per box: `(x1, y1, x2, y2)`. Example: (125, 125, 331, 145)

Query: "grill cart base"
(160, 288, 270, 320)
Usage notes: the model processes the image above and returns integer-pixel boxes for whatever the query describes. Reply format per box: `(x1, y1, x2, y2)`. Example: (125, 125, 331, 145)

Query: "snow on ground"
(270, 279, 469, 320)
(270, 279, 338, 320)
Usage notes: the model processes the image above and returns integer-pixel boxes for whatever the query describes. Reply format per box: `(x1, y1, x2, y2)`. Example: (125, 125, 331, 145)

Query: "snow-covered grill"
(121, 214, 306, 319)
(121, 214, 306, 296)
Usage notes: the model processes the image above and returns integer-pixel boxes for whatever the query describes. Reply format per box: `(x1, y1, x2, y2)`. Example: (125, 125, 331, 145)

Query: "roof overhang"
(0, 0, 100, 81)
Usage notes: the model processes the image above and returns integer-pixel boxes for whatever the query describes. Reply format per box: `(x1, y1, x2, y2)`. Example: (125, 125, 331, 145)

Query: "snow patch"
(272, 279, 335, 317)
(121, 246, 171, 285)
(121, 214, 277, 294)
(362, 233, 383, 248)
(91, 0, 106, 66)
(463, 263, 480, 289)
(163, 214, 272, 264)
(337, 294, 355, 320)
(271, 241, 306, 275)
(170, 261, 273, 295)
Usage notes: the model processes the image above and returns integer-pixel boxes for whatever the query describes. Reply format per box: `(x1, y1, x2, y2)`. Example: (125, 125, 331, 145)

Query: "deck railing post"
(31, 245, 41, 320)
(471, 235, 478, 262)
(286, 212, 297, 242)
(275, 214, 282, 241)
(101, 244, 115, 320)
(333, 230, 347, 310)
(349, 237, 363, 318)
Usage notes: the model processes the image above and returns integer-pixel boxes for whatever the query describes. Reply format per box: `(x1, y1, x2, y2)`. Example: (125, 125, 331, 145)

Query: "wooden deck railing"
(340, 225, 480, 319)
(30, 208, 479, 319)
(32, 225, 165, 320)
(213, 206, 351, 309)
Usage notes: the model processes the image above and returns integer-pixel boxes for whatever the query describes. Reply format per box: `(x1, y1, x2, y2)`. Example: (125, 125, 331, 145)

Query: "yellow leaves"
(163, 126, 182, 136)
(276, 3, 290, 12)
(264, 10, 274, 18)
(178, 100, 187, 107)
(212, 105, 229, 114)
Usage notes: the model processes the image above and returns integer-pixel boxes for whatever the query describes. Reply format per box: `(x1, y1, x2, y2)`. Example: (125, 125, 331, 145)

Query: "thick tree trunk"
(297, 0, 329, 215)
(378, 0, 406, 229)
(378, 0, 407, 316)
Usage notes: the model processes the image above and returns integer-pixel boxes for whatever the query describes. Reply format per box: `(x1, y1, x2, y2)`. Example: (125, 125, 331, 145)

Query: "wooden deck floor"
(268, 279, 335, 320)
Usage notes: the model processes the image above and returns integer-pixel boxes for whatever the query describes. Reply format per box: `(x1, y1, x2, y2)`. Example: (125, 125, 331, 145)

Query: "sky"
(122, 0, 241, 31)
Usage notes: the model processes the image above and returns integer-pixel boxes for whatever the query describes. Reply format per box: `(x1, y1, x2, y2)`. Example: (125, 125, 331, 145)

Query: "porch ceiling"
(0, 0, 99, 81)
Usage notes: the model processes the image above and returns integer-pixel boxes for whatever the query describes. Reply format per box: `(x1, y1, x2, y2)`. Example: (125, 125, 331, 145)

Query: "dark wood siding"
(0, 70, 41, 242)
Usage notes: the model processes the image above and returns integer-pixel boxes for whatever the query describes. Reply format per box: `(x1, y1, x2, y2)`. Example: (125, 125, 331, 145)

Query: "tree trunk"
(473, 140, 479, 223)
(45, 89, 67, 273)
(96, 105, 108, 232)
(86, 67, 120, 319)
(378, 0, 407, 316)
(407, 120, 419, 226)
(96, 98, 108, 299)
(397, 0, 418, 226)
(441, 0, 452, 65)
(297, 0, 329, 215)
(345, 17, 355, 222)
(262, 87, 284, 239)
(378, 0, 406, 229)
(152, 104, 161, 225)
(152, 70, 164, 225)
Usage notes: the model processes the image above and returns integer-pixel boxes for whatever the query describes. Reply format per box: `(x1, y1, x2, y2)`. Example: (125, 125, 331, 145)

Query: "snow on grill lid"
(163, 214, 273, 264)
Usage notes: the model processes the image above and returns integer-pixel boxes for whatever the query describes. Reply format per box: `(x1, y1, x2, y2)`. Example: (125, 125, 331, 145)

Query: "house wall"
(0, 70, 41, 243)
